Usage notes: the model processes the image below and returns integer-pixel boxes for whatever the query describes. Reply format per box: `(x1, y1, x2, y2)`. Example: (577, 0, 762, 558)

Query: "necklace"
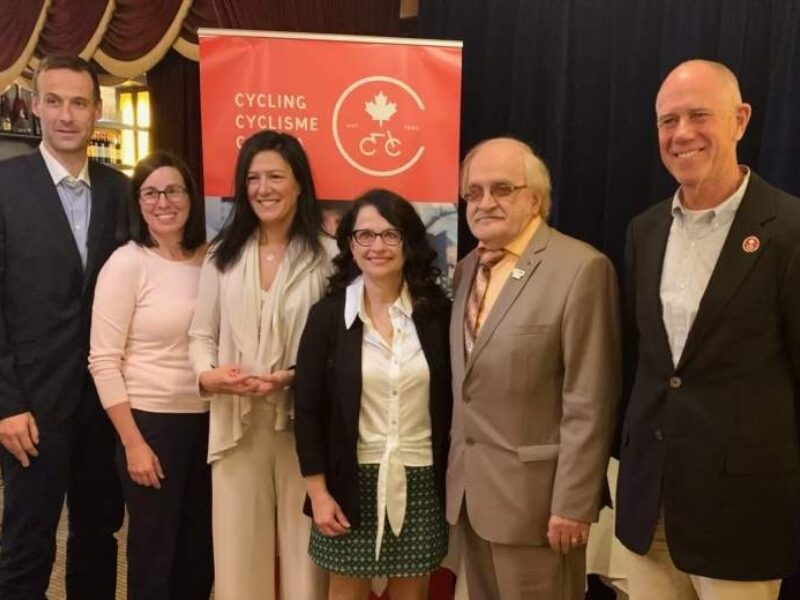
(259, 232, 285, 264)
(261, 245, 284, 263)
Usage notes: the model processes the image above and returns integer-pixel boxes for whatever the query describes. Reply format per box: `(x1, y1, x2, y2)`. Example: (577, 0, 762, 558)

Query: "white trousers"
(211, 403, 327, 600)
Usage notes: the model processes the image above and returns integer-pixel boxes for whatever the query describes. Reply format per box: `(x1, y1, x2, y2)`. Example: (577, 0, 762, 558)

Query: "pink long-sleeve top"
(89, 242, 207, 413)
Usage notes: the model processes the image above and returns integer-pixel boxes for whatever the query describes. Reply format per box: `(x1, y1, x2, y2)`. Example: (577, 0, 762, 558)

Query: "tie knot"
(478, 247, 506, 269)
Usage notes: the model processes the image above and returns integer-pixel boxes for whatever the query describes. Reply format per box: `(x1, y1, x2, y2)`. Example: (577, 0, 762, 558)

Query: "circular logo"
(332, 76, 426, 177)
(742, 235, 760, 253)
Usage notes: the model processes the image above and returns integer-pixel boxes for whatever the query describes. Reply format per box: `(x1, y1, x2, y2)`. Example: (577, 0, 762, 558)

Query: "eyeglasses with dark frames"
(350, 228, 403, 246)
(139, 185, 188, 206)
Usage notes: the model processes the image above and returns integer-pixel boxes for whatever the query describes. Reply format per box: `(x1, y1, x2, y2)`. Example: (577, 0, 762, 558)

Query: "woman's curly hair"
(328, 188, 448, 318)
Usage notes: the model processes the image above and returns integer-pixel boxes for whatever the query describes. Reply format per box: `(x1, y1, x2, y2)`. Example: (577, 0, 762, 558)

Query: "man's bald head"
(657, 60, 743, 112)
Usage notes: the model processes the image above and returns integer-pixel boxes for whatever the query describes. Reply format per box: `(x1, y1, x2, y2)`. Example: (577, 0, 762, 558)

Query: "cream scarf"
(212, 233, 331, 457)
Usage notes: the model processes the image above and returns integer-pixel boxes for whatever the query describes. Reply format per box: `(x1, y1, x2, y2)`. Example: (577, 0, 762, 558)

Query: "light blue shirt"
(40, 143, 92, 269)
(660, 169, 750, 367)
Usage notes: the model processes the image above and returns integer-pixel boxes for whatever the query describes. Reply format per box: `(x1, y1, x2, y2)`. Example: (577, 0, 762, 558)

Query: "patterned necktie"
(464, 247, 506, 357)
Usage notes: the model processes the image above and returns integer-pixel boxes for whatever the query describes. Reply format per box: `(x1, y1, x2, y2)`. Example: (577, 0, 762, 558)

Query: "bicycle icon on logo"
(358, 130, 402, 157)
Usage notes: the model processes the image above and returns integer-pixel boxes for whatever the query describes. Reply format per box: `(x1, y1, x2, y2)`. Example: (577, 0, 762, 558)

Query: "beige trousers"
(625, 517, 780, 600)
(211, 403, 327, 600)
(457, 505, 585, 600)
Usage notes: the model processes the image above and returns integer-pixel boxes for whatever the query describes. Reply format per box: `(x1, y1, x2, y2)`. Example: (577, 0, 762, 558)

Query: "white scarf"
(216, 233, 331, 440)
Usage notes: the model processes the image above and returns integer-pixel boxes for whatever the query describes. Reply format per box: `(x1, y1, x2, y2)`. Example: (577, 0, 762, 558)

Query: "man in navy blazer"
(616, 59, 800, 599)
(0, 56, 126, 598)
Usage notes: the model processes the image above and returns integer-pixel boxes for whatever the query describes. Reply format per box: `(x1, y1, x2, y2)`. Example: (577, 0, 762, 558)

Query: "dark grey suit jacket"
(0, 150, 127, 429)
(616, 172, 800, 580)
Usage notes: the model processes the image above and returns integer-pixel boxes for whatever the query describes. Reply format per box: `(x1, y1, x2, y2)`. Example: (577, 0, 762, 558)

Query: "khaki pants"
(457, 504, 585, 600)
(625, 516, 779, 600)
(211, 403, 327, 600)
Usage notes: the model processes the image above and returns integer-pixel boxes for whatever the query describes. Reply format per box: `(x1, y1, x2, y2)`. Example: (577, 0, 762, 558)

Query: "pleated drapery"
(0, 0, 402, 90)
(0, 0, 50, 90)
(33, 0, 114, 66)
(93, 0, 192, 79)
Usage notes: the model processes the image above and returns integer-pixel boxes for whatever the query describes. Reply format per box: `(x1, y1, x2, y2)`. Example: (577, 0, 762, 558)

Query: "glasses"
(351, 229, 403, 246)
(139, 185, 188, 206)
(462, 182, 527, 203)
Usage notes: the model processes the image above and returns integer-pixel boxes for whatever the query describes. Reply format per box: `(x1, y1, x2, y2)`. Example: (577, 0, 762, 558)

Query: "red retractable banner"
(198, 30, 462, 202)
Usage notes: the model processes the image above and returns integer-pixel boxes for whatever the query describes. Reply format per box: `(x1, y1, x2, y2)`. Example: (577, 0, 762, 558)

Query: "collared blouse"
(345, 277, 433, 558)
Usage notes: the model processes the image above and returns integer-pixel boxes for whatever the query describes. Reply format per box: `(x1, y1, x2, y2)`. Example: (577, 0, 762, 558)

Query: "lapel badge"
(742, 235, 760, 254)
(511, 268, 526, 280)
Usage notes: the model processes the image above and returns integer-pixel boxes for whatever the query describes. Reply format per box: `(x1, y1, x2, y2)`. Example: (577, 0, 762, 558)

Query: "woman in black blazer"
(295, 188, 452, 599)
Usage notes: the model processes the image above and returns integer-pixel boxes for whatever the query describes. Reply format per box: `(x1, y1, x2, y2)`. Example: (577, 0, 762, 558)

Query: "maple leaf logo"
(365, 91, 397, 127)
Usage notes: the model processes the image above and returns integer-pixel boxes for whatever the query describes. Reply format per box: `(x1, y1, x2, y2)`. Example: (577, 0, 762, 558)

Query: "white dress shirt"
(660, 169, 750, 366)
(344, 277, 432, 560)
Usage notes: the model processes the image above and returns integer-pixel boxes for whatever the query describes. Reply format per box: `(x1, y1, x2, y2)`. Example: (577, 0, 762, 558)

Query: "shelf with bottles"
(0, 84, 40, 138)
(97, 84, 150, 175)
(88, 130, 132, 170)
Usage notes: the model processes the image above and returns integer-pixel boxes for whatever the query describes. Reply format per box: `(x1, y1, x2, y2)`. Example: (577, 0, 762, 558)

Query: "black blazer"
(616, 173, 800, 580)
(0, 150, 127, 429)
(294, 289, 452, 528)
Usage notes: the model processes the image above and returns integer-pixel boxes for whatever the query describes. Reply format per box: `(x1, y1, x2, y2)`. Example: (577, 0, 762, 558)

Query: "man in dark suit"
(0, 56, 126, 599)
(616, 59, 800, 600)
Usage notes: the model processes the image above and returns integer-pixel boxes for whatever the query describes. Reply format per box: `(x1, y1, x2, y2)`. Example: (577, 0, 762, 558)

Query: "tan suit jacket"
(447, 221, 621, 545)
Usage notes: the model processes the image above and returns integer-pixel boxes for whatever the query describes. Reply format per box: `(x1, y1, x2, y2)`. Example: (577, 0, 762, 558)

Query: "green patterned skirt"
(309, 464, 448, 577)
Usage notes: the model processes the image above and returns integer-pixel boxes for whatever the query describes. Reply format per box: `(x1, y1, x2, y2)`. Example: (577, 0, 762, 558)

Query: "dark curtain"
(419, 0, 800, 271)
(0, 0, 45, 70)
(35, 0, 111, 57)
(177, 0, 218, 44)
(757, 1, 800, 198)
(208, 0, 301, 29)
(207, 0, 400, 34)
(149, 48, 204, 196)
(98, 0, 186, 61)
(318, 0, 402, 34)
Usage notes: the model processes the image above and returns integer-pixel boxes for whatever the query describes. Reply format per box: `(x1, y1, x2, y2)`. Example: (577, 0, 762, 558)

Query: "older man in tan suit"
(448, 137, 621, 599)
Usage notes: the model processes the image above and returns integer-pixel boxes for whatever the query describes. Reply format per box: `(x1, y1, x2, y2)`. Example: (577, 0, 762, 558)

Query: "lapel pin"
(742, 235, 760, 253)
(511, 268, 525, 280)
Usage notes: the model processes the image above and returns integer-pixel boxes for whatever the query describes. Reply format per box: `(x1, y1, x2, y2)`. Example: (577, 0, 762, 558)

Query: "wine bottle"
(88, 133, 97, 160)
(0, 92, 12, 131)
(11, 85, 32, 134)
(103, 133, 111, 164)
(100, 133, 108, 163)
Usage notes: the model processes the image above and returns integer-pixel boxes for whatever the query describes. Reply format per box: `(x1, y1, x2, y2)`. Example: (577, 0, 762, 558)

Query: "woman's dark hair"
(127, 150, 205, 251)
(328, 188, 448, 317)
(211, 130, 322, 271)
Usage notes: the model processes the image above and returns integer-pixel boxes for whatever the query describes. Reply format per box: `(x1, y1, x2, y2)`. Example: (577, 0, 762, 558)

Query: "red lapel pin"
(742, 235, 760, 253)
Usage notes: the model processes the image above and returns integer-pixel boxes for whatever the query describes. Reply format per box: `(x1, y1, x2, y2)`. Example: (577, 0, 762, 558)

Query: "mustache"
(472, 209, 505, 219)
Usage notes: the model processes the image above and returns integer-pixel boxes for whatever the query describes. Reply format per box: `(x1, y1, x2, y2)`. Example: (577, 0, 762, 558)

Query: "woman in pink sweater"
(89, 151, 211, 600)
